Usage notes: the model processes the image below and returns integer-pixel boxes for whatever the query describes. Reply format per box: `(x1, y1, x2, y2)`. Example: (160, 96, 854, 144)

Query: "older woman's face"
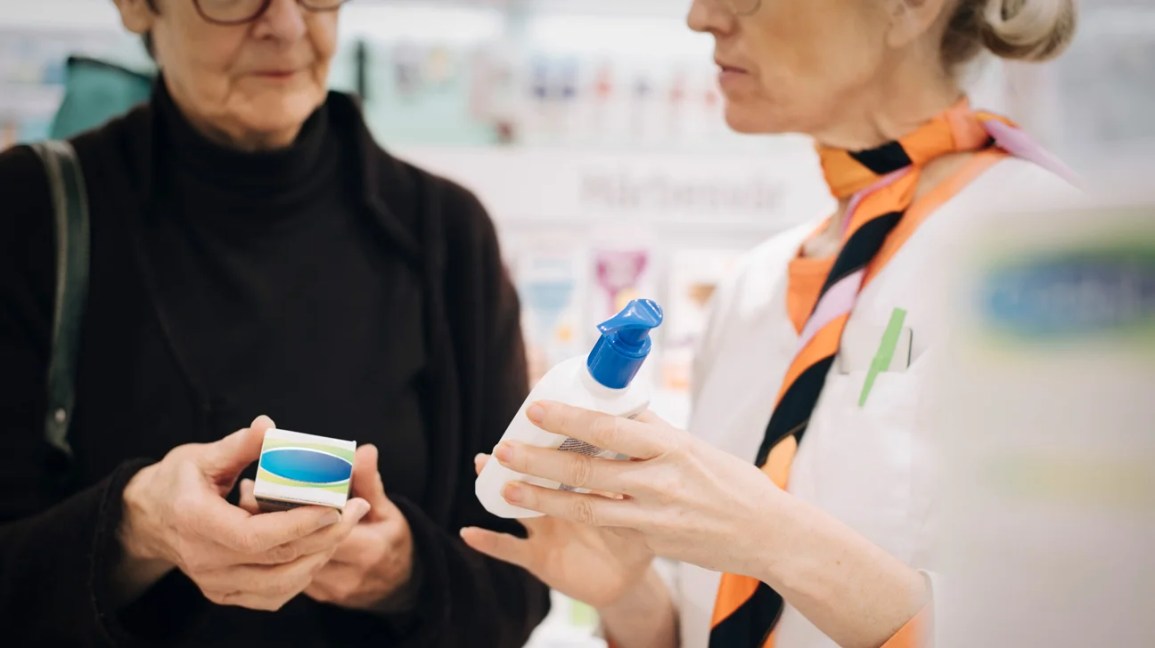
(118, 0, 339, 148)
(688, 0, 896, 137)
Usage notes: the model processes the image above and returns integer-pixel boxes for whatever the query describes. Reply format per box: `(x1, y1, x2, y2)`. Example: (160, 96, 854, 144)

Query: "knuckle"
(571, 496, 598, 526)
(231, 530, 261, 554)
(335, 579, 361, 602)
(198, 585, 227, 606)
(173, 537, 204, 571)
(617, 470, 643, 495)
(265, 577, 300, 600)
(182, 553, 211, 575)
(327, 583, 350, 603)
(653, 484, 677, 507)
(253, 596, 282, 612)
(267, 543, 299, 564)
(568, 454, 594, 489)
(590, 416, 618, 449)
(169, 491, 191, 514)
(650, 471, 680, 503)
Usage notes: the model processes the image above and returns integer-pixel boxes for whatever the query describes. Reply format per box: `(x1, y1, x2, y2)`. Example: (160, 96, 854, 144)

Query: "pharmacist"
(464, 0, 1081, 647)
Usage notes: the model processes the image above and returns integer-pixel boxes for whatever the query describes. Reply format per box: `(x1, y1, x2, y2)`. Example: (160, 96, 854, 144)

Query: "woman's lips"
(716, 62, 750, 88)
(253, 70, 299, 80)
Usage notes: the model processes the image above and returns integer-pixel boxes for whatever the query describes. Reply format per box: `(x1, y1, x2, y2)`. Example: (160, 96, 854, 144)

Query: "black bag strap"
(29, 140, 90, 457)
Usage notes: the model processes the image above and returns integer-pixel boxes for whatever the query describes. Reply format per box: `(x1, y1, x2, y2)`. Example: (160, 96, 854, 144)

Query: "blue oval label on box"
(261, 448, 352, 485)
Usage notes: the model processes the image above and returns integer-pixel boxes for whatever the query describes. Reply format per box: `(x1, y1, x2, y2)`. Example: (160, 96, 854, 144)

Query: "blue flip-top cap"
(586, 299, 664, 389)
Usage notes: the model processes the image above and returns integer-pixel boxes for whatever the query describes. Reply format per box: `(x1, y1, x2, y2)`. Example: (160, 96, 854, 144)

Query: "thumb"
(350, 444, 389, 512)
(201, 415, 276, 484)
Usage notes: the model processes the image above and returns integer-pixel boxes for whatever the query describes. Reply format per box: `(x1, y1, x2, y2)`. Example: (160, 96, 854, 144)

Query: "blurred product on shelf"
(0, 28, 148, 148)
(2, 2, 1153, 159)
(661, 249, 742, 393)
(932, 189, 1155, 647)
(508, 230, 588, 383)
(592, 247, 651, 320)
(524, 591, 605, 648)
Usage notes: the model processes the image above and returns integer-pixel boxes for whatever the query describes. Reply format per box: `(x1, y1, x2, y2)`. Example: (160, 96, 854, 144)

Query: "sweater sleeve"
(0, 145, 204, 646)
(383, 178, 551, 648)
(0, 144, 122, 644)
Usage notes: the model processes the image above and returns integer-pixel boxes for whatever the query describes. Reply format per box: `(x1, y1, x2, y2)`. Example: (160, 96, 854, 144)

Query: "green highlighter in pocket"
(859, 308, 910, 407)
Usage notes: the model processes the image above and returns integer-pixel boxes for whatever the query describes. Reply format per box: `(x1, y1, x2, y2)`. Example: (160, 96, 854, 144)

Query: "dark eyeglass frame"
(724, 0, 763, 16)
(192, 0, 352, 26)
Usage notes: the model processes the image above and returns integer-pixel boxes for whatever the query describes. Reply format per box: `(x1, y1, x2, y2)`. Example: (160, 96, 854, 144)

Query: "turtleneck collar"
(154, 77, 334, 202)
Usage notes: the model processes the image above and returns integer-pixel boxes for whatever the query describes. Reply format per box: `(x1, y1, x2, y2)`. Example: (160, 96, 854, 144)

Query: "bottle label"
(555, 408, 642, 491)
(557, 436, 616, 458)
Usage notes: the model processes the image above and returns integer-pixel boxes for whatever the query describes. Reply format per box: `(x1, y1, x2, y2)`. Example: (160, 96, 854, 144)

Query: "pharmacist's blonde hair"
(943, 0, 1078, 67)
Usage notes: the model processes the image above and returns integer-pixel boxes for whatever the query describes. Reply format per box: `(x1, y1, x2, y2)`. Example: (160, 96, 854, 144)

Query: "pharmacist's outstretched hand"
(297, 444, 418, 612)
(461, 454, 654, 609)
(482, 402, 784, 577)
(120, 415, 370, 611)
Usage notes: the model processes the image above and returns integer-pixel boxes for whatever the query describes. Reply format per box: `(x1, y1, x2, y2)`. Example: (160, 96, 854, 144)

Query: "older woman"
(463, 0, 1078, 647)
(0, 0, 547, 645)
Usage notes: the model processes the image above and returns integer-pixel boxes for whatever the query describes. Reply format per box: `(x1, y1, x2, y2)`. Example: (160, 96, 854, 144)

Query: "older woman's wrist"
(597, 567, 677, 648)
(113, 465, 175, 606)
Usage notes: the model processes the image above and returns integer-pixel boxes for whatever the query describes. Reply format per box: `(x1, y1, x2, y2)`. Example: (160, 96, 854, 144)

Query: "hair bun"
(980, 0, 1077, 62)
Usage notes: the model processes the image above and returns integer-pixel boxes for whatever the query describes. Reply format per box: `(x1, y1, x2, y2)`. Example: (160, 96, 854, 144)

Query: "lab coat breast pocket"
(793, 363, 924, 563)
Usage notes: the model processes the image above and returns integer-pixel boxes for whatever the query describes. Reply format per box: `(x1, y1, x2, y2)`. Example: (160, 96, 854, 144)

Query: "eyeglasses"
(193, 0, 351, 26)
(714, 0, 763, 16)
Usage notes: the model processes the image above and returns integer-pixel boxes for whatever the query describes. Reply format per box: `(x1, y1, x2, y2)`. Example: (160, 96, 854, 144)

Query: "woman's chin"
(239, 92, 323, 132)
(723, 105, 786, 136)
(234, 109, 317, 146)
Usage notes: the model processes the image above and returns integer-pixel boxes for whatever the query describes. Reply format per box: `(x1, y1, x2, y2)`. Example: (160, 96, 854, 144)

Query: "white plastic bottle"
(476, 299, 664, 519)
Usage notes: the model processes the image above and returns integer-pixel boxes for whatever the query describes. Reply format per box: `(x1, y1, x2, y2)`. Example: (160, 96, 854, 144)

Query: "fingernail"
(322, 510, 341, 526)
(494, 443, 516, 464)
(503, 482, 524, 504)
(526, 403, 546, 424)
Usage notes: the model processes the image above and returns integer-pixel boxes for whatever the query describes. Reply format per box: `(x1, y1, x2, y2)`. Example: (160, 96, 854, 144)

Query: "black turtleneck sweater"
(148, 84, 428, 501)
(0, 83, 549, 646)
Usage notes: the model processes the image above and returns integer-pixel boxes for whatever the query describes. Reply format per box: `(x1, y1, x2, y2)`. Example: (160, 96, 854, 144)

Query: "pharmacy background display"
(2, 1, 1152, 645)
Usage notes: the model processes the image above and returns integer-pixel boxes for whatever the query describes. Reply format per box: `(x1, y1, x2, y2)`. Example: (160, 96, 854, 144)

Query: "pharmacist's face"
(117, 0, 338, 148)
(687, 0, 893, 136)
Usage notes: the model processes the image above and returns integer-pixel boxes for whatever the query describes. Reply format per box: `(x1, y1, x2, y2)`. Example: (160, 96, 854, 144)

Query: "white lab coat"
(673, 158, 1078, 648)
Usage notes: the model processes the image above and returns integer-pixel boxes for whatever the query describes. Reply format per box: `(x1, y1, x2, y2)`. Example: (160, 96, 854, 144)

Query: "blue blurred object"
(50, 56, 155, 140)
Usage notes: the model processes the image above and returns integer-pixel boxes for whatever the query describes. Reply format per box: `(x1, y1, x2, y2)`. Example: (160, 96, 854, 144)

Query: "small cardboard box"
(254, 429, 356, 512)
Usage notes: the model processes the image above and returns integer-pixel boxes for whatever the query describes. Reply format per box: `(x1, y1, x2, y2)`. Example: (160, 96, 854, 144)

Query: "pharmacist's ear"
(884, 0, 953, 49)
(114, 0, 157, 36)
